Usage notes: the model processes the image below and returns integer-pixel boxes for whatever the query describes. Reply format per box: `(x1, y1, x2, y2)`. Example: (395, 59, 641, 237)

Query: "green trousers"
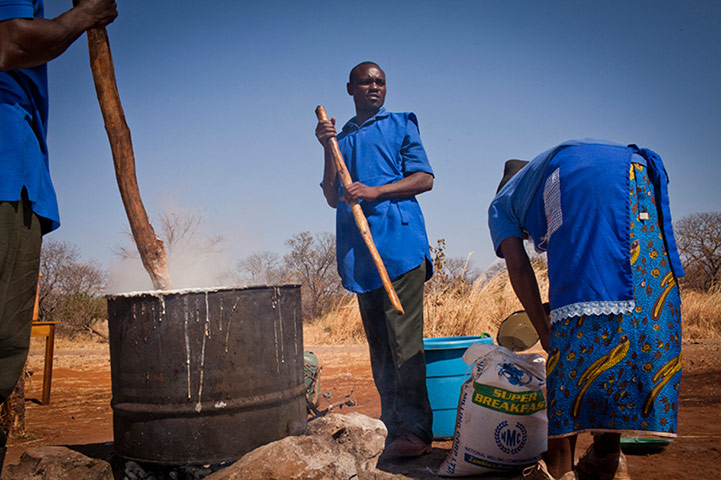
(0, 193, 42, 447)
(357, 262, 433, 444)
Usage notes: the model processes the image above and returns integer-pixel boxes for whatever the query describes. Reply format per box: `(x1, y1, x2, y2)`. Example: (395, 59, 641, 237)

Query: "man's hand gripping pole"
(315, 105, 404, 315)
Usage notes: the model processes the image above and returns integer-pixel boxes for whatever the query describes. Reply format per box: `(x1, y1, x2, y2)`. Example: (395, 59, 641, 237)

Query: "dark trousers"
(0, 193, 42, 448)
(357, 262, 433, 444)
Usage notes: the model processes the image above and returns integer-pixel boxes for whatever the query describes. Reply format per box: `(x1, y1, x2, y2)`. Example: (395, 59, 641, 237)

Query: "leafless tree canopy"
(675, 212, 721, 291)
(283, 232, 343, 320)
(235, 231, 344, 320)
(38, 240, 108, 337)
(115, 209, 223, 260)
(236, 251, 288, 285)
(234, 234, 486, 321)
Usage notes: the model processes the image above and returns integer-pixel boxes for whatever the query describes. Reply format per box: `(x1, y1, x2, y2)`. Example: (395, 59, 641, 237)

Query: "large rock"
(2, 446, 113, 480)
(204, 434, 357, 480)
(206, 413, 389, 480)
(307, 412, 387, 472)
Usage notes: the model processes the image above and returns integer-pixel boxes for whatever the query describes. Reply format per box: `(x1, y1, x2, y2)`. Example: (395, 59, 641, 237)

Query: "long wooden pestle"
(87, 28, 172, 291)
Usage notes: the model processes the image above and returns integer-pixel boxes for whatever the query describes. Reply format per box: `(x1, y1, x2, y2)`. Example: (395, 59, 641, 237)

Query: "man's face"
(347, 64, 386, 112)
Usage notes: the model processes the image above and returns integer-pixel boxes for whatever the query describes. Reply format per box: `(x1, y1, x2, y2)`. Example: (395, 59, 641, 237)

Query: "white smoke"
(106, 207, 242, 294)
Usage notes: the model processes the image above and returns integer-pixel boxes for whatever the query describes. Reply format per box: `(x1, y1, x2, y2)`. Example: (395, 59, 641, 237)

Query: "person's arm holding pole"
(0, 0, 116, 71)
(315, 105, 404, 314)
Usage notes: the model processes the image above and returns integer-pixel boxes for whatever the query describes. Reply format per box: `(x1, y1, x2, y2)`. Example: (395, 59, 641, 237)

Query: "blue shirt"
(488, 140, 684, 323)
(333, 108, 434, 293)
(0, 0, 59, 233)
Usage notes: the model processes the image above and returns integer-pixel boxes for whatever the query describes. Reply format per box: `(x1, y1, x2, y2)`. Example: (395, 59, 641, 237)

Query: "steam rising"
(106, 208, 239, 294)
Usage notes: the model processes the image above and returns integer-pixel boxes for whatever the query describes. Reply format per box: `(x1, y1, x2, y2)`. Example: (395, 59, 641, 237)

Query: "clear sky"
(42, 0, 721, 289)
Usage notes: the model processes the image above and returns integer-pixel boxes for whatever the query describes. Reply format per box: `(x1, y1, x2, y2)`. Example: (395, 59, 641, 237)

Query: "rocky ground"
(3, 338, 720, 479)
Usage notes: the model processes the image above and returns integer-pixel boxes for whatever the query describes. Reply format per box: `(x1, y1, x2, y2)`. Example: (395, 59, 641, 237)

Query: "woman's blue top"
(488, 139, 684, 323)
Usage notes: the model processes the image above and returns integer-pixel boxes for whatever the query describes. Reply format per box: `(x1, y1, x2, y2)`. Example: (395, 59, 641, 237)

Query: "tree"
(38, 239, 108, 337)
(116, 209, 223, 260)
(283, 231, 343, 320)
(236, 251, 288, 285)
(115, 208, 227, 289)
(674, 212, 721, 290)
(234, 232, 344, 320)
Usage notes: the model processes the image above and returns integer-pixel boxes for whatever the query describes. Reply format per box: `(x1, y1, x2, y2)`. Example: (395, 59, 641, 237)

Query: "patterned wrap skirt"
(546, 163, 682, 439)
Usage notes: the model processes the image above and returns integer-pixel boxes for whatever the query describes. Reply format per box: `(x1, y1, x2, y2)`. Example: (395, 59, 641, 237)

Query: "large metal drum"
(107, 285, 306, 465)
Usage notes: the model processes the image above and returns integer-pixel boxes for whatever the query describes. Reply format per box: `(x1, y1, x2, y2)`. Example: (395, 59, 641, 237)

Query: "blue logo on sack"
(498, 363, 533, 386)
(494, 421, 527, 455)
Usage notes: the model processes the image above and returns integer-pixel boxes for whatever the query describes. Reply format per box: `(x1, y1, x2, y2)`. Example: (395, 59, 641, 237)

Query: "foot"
(575, 446, 631, 480)
(520, 460, 578, 480)
(382, 431, 431, 458)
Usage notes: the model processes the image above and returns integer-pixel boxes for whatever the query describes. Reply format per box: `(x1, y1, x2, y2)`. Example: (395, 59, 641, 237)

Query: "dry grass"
(303, 263, 549, 345)
(304, 266, 721, 345)
(304, 297, 366, 345)
(423, 264, 548, 339)
(27, 334, 110, 371)
(680, 285, 721, 340)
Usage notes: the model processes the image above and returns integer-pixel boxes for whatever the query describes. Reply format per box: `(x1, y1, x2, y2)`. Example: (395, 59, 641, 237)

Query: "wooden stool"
(30, 273, 58, 405)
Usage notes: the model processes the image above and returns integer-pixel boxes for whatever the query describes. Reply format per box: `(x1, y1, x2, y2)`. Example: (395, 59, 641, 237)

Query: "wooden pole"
(315, 105, 404, 314)
(87, 28, 172, 291)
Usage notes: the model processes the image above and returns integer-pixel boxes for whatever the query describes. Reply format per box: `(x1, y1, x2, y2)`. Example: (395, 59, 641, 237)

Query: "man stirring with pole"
(0, 0, 117, 472)
(315, 61, 435, 457)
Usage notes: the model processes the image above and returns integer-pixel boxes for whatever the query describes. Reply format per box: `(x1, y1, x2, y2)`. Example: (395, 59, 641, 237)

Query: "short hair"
(349, 61, 382, 84)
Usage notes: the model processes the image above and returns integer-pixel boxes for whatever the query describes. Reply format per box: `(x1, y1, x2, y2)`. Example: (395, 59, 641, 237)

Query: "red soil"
(5, 340, 720, 480)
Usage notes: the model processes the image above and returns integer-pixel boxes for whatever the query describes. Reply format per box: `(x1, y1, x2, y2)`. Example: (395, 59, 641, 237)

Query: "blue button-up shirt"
(0, 0, 59, 233)
(333, 108, 434, 293)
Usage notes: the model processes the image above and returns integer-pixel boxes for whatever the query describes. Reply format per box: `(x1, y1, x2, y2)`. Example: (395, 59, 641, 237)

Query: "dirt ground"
(4, 338, 721, 479)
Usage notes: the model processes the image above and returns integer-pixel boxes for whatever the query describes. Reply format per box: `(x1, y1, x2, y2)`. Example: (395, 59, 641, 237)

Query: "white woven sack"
(438, 343, 547, 476)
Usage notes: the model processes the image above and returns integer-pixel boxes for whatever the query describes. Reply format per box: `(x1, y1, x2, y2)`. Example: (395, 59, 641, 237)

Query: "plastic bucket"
(620, 437, 672, 453)
(423, 335, 493, 439)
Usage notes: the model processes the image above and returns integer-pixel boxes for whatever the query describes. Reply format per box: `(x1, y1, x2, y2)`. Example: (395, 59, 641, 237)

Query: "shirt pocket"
(356, 174, 389, 187)
(394, 200, 409, 225)
(361, 197, 390, 220)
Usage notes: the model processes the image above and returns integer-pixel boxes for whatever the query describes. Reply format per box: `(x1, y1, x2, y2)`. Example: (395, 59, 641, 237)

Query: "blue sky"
(42, 0, 721, 288)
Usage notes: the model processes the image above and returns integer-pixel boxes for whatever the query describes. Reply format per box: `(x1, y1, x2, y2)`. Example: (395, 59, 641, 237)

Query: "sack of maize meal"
(438, 343, 547, 476)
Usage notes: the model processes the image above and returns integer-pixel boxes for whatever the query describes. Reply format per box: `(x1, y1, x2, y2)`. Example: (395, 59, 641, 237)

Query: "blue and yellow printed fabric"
(546, 164, 682, 439)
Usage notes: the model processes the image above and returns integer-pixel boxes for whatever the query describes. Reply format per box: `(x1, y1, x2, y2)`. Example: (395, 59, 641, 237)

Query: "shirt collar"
(342, 107, 389, 132)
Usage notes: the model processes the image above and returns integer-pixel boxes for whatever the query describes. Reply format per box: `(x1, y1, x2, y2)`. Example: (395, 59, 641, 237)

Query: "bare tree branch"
(38, 239, 108, 337)
(115, 208, 225, 260)
(675, 212, 721, 291)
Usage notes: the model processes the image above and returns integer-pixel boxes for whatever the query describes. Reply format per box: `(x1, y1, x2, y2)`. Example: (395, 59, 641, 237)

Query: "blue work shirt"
(0, 0, 59, 233)
(333, 107, 434, 293)
(488, 139, 684, 323)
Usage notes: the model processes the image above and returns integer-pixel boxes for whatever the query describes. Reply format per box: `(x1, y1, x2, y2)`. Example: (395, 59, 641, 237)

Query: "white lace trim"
(550, 300, 635, 324)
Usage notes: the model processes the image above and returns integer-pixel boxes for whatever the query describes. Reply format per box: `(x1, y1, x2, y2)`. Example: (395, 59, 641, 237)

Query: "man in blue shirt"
(0, 0, 117, 468)
(315, 62, 435, 457)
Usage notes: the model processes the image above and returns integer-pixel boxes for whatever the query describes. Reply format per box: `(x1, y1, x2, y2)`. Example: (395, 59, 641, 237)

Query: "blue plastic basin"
(423, 335, 493, 439)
